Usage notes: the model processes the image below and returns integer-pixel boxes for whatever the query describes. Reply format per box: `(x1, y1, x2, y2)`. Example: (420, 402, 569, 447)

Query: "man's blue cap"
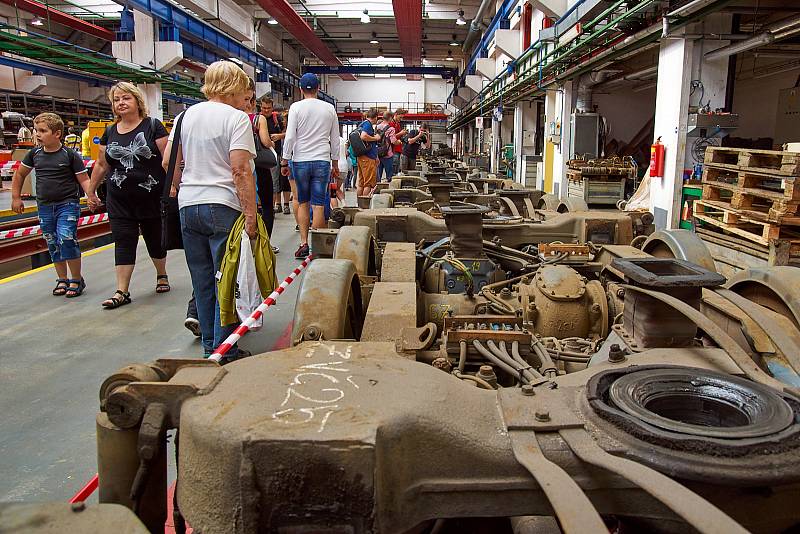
(299, 73, 319, 91)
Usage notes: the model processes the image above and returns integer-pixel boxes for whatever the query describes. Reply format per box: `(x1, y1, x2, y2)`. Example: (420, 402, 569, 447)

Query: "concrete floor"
(0, 208, 309, 502)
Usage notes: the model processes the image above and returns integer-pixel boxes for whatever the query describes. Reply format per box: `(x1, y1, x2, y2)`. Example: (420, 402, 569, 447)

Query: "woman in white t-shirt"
(162, 60, 257, 360)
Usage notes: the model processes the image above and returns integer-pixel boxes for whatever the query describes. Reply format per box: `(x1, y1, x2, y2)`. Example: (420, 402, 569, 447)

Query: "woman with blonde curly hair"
(162, 60, 258, 359)
(88, 81, 170, 309)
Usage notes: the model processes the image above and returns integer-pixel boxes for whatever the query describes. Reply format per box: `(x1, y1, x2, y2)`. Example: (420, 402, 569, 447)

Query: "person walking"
(356, 108, 380, 197)
(87, 82, 170, 308)
(376, 111, 397, 183)
(401, 123, 429, 172)
(11, 113, 92, 298)
(280, 73, 340, 259)
(346, 140, 357, 190)
(389, 109, 407, 174)
(163, 60, 257, 359)
(259, 98, 291, 215)
(246, 87, 278, 253)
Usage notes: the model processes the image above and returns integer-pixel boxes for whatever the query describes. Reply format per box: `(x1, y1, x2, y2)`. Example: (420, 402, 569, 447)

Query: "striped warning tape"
(0, 212, 108, 240)
(209, 254, 314, 362)
(1, 160, 95, 172)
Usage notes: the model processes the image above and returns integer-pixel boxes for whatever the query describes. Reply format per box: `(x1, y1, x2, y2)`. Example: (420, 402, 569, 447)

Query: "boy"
(11, 112, 94, 298)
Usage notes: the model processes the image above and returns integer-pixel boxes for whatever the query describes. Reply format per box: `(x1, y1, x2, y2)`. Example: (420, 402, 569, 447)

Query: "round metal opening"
(608, 368, 795, 439)
(642, 393, 749, 428)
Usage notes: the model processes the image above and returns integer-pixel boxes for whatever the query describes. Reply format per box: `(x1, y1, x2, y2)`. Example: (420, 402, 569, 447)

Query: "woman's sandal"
(156, 274, 170, 293)
(65, 278, 85, 298)
(102, 290, 131, 309)
(52, 279, 68, 296)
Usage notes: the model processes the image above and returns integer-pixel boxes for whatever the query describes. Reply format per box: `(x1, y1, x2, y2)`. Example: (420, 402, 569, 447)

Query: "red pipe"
(522, 2, 533, 50)
(252, 0, 355, 80)
(0, 0, 114, 41)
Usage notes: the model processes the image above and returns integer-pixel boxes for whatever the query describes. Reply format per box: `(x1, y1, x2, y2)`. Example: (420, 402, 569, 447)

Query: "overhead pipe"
(462, 0, 494, 53)
(594, 65, 658, 90)
(705, 13, 800, 61)
(575, 70, 616, 112)
(393, 0, 423, 80)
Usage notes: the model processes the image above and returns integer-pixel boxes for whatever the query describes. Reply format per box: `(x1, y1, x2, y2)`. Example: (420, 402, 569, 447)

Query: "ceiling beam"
(254, 0, 356, 80)
(393, 0, 423, 80)
(0, 0, 114, 41)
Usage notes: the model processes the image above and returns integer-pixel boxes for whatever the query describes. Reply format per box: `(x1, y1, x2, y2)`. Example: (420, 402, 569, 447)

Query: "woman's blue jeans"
(180, 203, 241, 357)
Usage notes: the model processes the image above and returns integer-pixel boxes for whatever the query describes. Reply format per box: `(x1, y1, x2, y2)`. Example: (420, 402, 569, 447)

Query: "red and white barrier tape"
(69, 474, 99, 503)
(209, 254, 314, 362)
(64, 256, 313, 503)
(1, 160, 94, 173)
(0, 212, 108, 240)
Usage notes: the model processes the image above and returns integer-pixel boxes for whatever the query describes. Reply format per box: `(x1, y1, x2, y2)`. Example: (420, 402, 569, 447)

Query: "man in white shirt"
(281, 73, 340, 259)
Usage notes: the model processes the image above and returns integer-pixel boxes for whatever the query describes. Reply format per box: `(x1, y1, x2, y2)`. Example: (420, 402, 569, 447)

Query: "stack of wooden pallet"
(693, 147, 800, 256)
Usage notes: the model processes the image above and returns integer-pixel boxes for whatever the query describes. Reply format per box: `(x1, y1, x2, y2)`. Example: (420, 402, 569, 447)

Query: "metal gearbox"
(517, 264, 608, 339)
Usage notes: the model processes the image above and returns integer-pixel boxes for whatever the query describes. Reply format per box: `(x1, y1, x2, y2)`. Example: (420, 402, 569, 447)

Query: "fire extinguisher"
(650, 136, 665, 177)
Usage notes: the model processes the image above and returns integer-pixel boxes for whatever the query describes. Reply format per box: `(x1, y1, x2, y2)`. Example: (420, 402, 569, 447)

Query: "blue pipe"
(449, 0, 518, 102)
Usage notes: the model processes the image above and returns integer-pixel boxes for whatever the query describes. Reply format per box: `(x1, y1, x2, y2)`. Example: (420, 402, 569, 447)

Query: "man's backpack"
(348, 127, 369, 157)
(377, 125, 393, 159)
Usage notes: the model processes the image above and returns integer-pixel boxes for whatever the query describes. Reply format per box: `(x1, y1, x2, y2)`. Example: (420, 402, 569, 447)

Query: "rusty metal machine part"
(96, 343, 800, 533)
(291, 259, 364, 344)
(612, 258, 725, 349)
(352, 208, 637, 248)
(516, 265, 608, 339)
(641, 229, 716, 271)
(584, 365, 800, 484)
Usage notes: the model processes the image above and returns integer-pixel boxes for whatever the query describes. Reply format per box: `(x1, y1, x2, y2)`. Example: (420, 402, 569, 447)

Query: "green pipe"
(583, 0, 627, 30)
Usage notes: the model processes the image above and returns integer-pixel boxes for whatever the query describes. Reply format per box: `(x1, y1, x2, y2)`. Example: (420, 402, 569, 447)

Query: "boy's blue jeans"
(180, 203, 241, 357)
(38, 201, 81, 263)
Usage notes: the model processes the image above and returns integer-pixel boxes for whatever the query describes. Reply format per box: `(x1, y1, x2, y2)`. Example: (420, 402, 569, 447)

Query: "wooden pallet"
(704, 146, 800, 177)
(701, 167, 800, 222)
(693, 200, 800, 253)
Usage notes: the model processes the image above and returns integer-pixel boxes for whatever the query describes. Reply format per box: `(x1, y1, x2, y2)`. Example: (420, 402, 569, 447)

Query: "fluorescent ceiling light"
(267, 16, 278, 25)
(31, 17, 44, 26)
(450, 34, 459, 46)
(456, 9, 466, 26)
(361, 10, 370, 24)
(182, 67, 188, 73)
(370, 32, 379, 44)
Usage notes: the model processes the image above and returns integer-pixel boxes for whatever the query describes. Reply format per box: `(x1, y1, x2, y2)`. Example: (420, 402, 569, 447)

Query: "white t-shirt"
(281, 98, 340, 163)
(171, 101, 256, 211)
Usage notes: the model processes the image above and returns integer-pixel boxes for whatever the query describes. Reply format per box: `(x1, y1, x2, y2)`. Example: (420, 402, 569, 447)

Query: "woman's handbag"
(252, 114, 278, 168)
(161, 112, 185, 250)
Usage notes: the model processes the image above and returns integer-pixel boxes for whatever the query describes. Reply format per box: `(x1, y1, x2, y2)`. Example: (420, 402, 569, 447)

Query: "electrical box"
(547, 120, 561, 144)
(522, 130, 536, 147)
(686, 113, 738, 137)
(570, 112, 601, 158)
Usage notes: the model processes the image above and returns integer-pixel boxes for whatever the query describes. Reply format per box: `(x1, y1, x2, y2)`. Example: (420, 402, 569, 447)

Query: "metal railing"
(336, 102, 447, 114)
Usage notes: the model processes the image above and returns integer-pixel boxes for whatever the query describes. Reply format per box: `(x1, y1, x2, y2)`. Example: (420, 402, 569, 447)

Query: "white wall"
(326, 77, 450, 108)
